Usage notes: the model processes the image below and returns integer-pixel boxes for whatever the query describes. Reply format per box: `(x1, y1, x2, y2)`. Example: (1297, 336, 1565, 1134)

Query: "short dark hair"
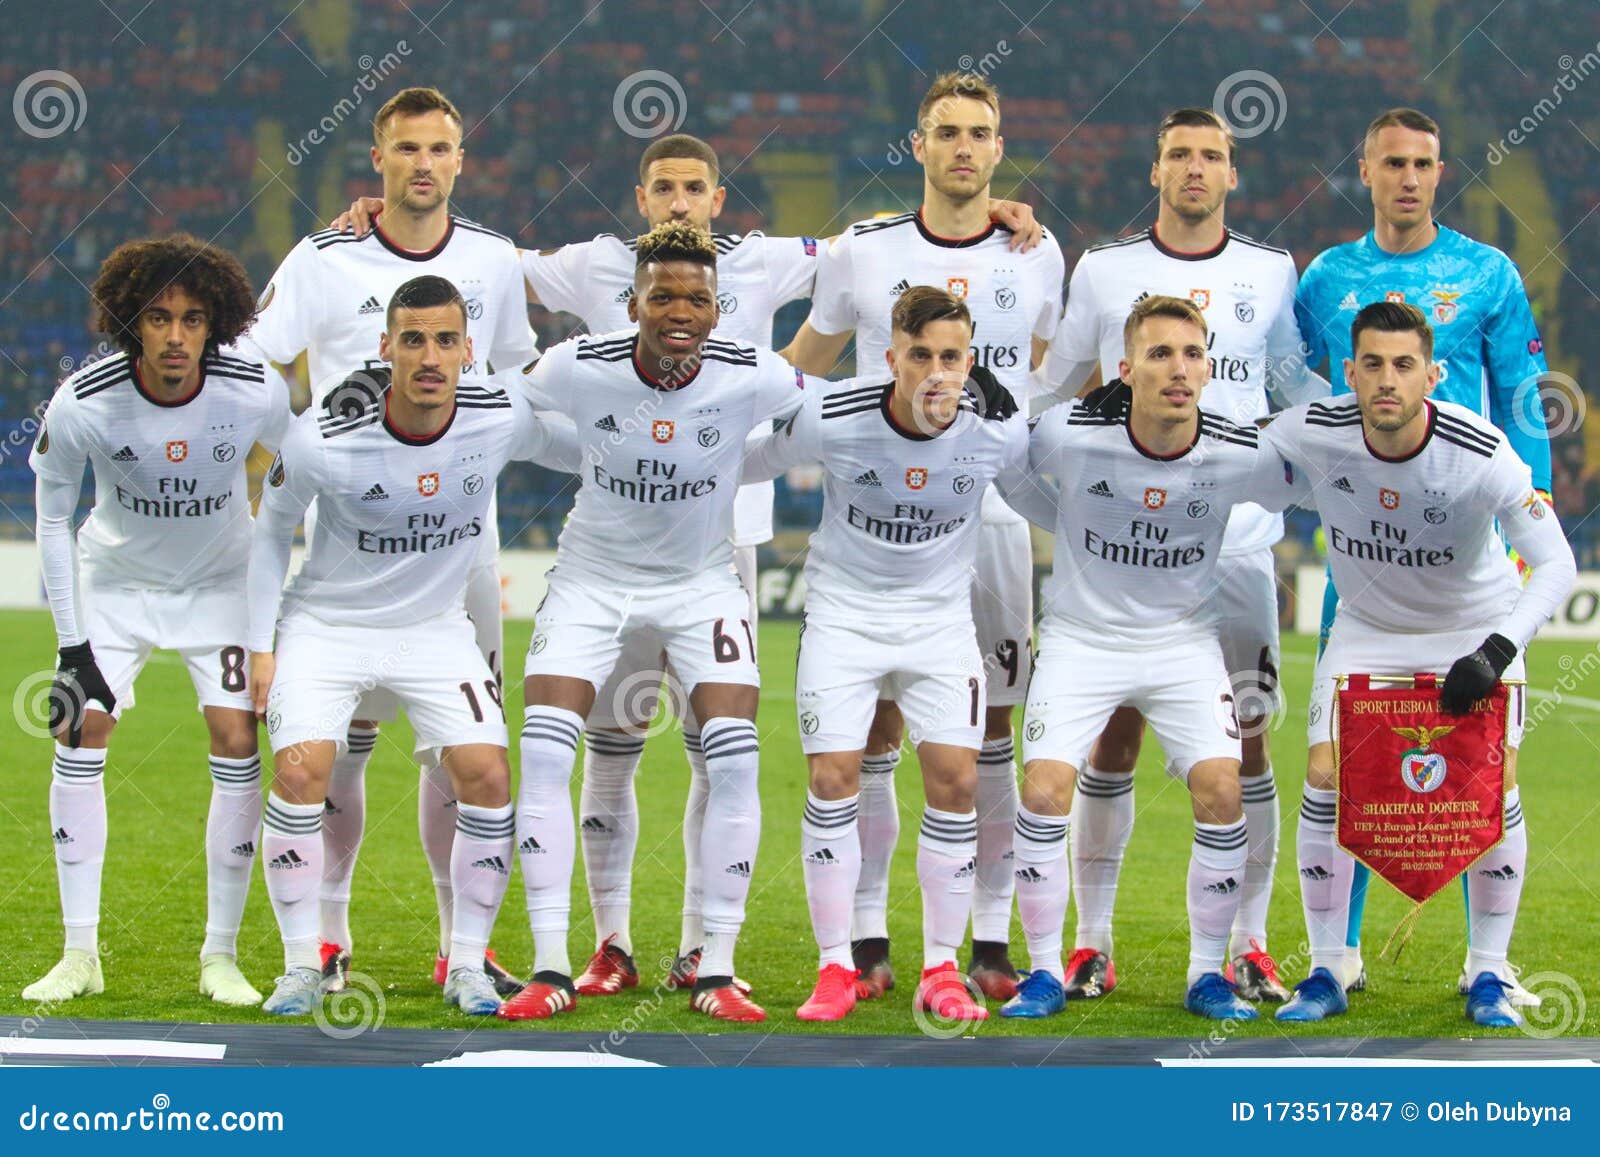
(373, 86, 462, 145)
(634, 220, 718, 273)
(891, 285, 973, 338)
(90, 233, 256, 358)
(1123, 293, 1207, 355)
(386, 274, 467, 329)
(1156, 107, 1236, 161)
(1365, 107, 1440, 148)
(638, 133, 720, 185)
(1351, 300, 1433, 360)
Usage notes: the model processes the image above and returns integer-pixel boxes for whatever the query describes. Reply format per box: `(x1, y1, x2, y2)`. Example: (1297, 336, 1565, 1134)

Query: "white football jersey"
(522, 230, 820, 547)
(519, 331, 815, 584)
(1261, 397, 1573, 647)
(806, 210, 1064, 523)
(247, 215, 537, 392)
(745, 376, 1028, 620)
(1046, 227, 1315, 555)
(30, 348, 291, 590)
(255, 375, 568, 644)
(1027, 395, 1296, 646)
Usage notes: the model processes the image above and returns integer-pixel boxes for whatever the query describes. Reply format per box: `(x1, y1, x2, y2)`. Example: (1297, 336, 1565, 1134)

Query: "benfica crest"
(1395, 724, 1455, 792)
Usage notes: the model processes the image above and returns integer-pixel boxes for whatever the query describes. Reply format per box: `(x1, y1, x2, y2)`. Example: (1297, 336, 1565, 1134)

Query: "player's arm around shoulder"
(782, 232, 854, 373)
(500, 373, 583, 474)
(742, 380, 824, 484)
(1249, 404, 1314, 513)
(753, 345, 815, 423)
(246, 414, 320, 707)
(511, 337, 579, 415)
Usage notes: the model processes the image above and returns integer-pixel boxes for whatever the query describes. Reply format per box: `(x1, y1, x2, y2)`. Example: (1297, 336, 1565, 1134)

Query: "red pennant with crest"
(1335, 674, 1507, 904)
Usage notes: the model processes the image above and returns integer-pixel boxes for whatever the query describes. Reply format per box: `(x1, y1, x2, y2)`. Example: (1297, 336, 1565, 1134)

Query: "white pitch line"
(0, 1038, 225, 1060)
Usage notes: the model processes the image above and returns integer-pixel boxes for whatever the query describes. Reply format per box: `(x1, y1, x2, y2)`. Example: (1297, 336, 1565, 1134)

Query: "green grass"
(1, 607, 1595, 1042)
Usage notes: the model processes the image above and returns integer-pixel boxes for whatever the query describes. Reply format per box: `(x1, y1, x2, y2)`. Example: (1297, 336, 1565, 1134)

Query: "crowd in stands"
(1, 0, 1594, 560)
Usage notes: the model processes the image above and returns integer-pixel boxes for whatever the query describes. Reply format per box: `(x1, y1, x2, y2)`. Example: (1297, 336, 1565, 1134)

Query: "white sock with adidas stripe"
(449, 802, 515, 973)
(698, 717, 761, 979)
(580, 729, 646, 955)
(801, 791, 860, 969)
(262, 793, 325, 973)
(917, 807, 978, 969)
(1188, 818, 1248, 985)
(202, 753, 262, 959)
(1013, 806, 1071, 980)
(517, 706, 582, 978)
(50, 744, 107, 957)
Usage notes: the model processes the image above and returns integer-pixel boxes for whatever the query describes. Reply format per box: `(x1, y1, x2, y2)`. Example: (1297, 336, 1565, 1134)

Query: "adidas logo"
(1203, 876, 1239, 895)
(954, 858, 976, 879)
(804, 848, 838, 866)
(1087, 480, 1113, 498)
(853, 469, 882, 487)
(357, 296, 382, 315)
(361, 483, 389, 501)
(1477, 863, 1519, 880)
(1332, 476, 1355, 494)
(323, 799, 341, 815)
(724, 860, 752, 878)
(594, 414, 619, 433)
(519, 836, 545, 855)
(268, 849, 307, 870)
(51, 826, 72, 845)
(471, 855, 509, 875)
(612, 287, 635, 303)
(1014, 865, 1044, 883)
(581, 817, 610, 834)
(889, 278, 911, 297)
(111, 445, 138, 462)
(1300, 865, 1334, 881)
(230, 840, 255, 857)
(1339, 291, 1360, 311)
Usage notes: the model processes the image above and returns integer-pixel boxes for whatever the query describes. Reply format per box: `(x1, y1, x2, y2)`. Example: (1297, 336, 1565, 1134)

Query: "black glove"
(52, 642, 116, 746)
(1081, 377, 1132, 417)
(965, 364, 1019, 421)
(1439, 633, 1517, 714)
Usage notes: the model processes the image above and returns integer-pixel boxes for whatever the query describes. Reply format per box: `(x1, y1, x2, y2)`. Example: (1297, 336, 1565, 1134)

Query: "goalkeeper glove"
(51, 641, 116, 746)
(1439, 633, 1517, 714)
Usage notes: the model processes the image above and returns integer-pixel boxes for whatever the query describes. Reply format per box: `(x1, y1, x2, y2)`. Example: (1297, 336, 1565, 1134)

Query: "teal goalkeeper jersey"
(1294, 223, 1551, 491)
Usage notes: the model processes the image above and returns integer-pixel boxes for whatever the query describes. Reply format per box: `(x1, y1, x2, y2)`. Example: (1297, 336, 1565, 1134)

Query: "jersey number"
(969, 677, 981, 727)
(459, 679, 504, 723)
(220, 646, 247, 693)
(994, 639, 1021, 688)
(713, 618, 756, 664)
(1220, 692, 1241, 741)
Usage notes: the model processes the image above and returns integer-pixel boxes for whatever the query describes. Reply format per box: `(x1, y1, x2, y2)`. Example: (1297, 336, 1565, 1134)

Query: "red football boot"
(796, 964, 859, 1022)
(319, 941, 350, 994)
(916, 961, 988, 1021)
(576, 934, 639, 996)
(665, 948, 753, 995)
(496, 971, 577, 1021)
(690, 979, 767, 1022)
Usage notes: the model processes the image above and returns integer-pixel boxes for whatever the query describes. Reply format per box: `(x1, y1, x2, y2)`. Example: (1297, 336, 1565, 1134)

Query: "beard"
(1362, 395, 1424, 431)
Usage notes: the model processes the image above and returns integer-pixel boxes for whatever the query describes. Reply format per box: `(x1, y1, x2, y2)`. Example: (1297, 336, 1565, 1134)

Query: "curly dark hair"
(90, 233, 257, 358)
(634, 220, 718, 272)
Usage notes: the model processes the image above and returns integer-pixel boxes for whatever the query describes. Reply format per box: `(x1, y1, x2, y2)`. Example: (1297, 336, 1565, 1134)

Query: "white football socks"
(449, 801, 514, 971)
(1296, 786, 1353, 976)
(50, 745, 107, 956)
(517, 706, 582, 977)
(1013, 806, 1071, 980)
(1466, 788, 1528, 980)
(916, 806, 978, 968)
(1231, 764, 1279, 958)
(580, 729, 645, 955)
(971, 736, 1019, 943)
(417, 759, 456, 958)
(319, 723, 375, 952)
(698, 717, 761, 979)
(202, 753, 262, 959)
(677, 728, 708, 957)
(801, 792, 861, 969)
(1188, 818, 1248, 984)
(852, 747, 901, 941)
(1071, 764, 1133, 957)
(263, 793, 324, 972)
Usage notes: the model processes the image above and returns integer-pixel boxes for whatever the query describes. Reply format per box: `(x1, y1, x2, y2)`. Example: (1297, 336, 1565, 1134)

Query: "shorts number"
(995, 639, 1020, 688)
(458, 679, 503, 723)
(713, 618, 753, 664)
(1257, 646, 1279, 696)
(220, 646, 247, 693)
(1220, 692, 1241, 740)
(969, 677, 980, 727)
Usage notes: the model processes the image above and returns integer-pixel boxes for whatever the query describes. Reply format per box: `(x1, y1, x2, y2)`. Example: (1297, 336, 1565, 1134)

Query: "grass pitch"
(1, 608, 1595, 1045)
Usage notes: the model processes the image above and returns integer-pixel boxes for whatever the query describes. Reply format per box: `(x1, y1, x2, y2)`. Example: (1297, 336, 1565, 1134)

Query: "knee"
(271, 748, 325, 803)
(65, 709, 115, 750)
(1019, 761, 1074, 816)
(1188, 762, 1242, 824)
(808, 755, 861, 801)
(209, 715, 260, 761)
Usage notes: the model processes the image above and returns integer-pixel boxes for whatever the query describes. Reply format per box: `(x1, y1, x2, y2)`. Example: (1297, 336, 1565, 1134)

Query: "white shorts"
(1023, 623, 1242, 778)
(970, 518, 1034, 707)
(796, 613, 985, 754)
(82, 581, 253, 716)
(266, 610, 508, 754)
(1214, 548, 1282, 720)
(526, 567, 760, 703)
(582, 550, 760, 730)
(1309, 614, 1528, 749)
